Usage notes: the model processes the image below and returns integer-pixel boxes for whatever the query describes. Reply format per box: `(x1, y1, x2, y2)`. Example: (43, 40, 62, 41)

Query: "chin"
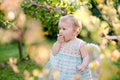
(65, 39, 71, 42)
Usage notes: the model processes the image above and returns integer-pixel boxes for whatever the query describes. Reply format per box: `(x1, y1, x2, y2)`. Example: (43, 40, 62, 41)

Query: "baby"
(43, 14, 92, 80)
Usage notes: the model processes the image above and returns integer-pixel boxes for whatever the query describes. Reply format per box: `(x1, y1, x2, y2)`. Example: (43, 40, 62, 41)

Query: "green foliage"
(0, 60, 40, 80)
(0, 11, 6, 28)
(0, 42, 26, 63)
(0, 11, 16, 29)
(0, 42, 41, 80)
(21, 0, 78, 38)
(108, 58, 120, 80)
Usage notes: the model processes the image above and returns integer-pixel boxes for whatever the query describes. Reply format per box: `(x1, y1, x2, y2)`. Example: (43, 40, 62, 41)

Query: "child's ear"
(73, 28, 79, 35)
(73, 30, 77, 36)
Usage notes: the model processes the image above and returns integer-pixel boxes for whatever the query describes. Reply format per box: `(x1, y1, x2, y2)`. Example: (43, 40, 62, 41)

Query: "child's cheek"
(64, 36, 70, 42)
(63, 36, 66, 41)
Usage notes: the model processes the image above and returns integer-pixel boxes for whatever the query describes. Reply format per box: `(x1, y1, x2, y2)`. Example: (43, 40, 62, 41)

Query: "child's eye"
(63, 28, 66, 30)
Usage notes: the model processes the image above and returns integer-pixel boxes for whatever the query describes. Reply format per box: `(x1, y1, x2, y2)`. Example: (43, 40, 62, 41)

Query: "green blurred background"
(0, 0, 120, 80)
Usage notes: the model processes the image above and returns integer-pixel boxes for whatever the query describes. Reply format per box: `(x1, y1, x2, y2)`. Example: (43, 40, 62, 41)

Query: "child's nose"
(59, 30, 62, 34)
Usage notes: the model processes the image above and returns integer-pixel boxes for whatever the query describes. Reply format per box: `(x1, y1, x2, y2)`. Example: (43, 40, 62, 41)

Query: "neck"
(66, 36, 77, 42)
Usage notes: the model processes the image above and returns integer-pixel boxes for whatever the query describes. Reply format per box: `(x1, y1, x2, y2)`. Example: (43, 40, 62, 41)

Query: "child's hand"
(76, 65, 85, 73)
(57, 34, 64, 43)
(51, 34, 64, 55)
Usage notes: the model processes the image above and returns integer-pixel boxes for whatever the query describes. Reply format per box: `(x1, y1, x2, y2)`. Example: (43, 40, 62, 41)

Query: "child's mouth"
(59, 34, 63, 36)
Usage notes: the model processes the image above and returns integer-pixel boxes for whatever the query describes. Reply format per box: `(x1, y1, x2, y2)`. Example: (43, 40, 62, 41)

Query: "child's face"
(58, 21, 76, 42)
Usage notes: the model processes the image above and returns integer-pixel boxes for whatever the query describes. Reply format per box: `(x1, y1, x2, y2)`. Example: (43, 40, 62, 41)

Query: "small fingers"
(57, 34, 64, 43)
(76, 66, 84, 73)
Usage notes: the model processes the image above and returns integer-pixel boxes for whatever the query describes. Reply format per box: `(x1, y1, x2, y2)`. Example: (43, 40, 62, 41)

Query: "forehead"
(58, 20, 73, 28)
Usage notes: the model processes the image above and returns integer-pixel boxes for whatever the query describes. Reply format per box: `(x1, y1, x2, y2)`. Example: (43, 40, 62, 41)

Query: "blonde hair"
(58, 14, 82, 34)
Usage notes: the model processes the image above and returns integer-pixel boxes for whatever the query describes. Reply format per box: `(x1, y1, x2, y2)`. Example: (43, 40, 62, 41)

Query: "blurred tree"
(0, 0, 44, 59)
(0, 0, 24, 59)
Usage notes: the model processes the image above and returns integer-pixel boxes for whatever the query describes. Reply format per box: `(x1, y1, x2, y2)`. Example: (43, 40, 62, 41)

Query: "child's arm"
(51, 41, 62, 55)
(77, 44, 89, 73)
(51, 34, 64, 55)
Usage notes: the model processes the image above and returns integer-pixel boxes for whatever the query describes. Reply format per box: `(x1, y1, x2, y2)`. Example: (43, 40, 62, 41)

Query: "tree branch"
(103, 35, 120, 40)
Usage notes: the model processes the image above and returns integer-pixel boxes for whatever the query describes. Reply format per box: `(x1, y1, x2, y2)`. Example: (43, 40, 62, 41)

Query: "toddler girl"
(41, 14, 92, 80)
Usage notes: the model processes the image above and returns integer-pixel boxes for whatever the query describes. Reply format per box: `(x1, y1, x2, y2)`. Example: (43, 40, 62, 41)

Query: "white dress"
(40, 38, 92, 80)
